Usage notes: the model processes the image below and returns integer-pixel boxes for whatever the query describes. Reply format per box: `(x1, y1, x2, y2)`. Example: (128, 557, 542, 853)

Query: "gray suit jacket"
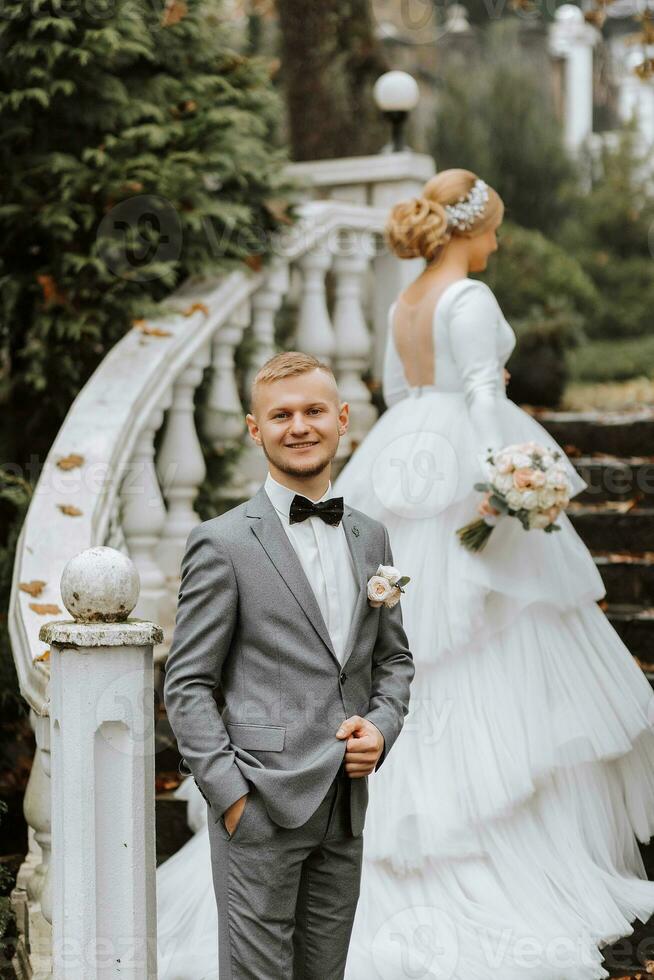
(163, 485, 415, 836)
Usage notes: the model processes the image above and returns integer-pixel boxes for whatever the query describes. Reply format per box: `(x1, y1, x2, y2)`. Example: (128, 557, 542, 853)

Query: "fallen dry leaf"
(57, 504, 82, 516)
(33, 649, 50, 663)
(19, 580, 46, 597)
(29, 603, 61, 615)
(56, 453, 84, 470)
(181, 302, 209, 317)
(263, 197, 294, 225)
(244, 254, 264, 272)
(161, 0, 187, 25)
(133, 319, 172, 337)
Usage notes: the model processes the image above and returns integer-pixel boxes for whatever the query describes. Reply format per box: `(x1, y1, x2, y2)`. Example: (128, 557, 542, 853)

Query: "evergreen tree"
(0, 0, 293, 460)
(558, 122, 654, 341)
(431, 19, 577, 237)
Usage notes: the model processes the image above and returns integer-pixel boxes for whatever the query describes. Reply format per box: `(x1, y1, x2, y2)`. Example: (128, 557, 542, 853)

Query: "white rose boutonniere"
(367, 565, 410, 609)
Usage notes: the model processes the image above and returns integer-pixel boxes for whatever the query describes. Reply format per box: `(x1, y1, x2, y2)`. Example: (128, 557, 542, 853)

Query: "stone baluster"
(121, 403, 169, 625)
(41, 546, 162, 980)
(332, 230, 378, 455)
(202, 304, 250, 500)
(12, 709, 54, 975)
(238, 261, 291, 497)
(295, 244, 335, 364)
(244, 259, 290, 405)
(155, 346, 210, 582)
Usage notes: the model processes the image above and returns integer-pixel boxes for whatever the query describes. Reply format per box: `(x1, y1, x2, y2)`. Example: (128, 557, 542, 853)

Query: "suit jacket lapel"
(247, 487, 339, 665)
(341, 508, 371, 668)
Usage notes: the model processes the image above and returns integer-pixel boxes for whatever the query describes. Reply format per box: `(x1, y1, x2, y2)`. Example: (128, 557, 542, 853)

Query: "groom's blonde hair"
(250, 351, 336, 412)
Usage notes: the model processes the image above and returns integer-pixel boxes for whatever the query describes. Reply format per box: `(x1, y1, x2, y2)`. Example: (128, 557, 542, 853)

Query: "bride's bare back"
(392, 278, 465, 387)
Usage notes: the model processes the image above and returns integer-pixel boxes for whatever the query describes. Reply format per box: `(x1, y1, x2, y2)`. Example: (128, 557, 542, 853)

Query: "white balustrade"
(42, 546, 162, 980)
(332, 230, 378, 453)
(156, 347, 210, 583)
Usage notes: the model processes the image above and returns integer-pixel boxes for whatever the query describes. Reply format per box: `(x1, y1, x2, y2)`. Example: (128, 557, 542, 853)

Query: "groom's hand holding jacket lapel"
(163, 489, 414, 836)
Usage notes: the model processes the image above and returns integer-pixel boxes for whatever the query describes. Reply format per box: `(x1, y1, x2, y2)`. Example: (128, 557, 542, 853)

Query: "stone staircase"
(537, 409, 654, 681)
(535, 408, 654, 978)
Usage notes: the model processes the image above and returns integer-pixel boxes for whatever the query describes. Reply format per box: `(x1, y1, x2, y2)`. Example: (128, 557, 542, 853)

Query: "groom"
(163, 351, 414, 979)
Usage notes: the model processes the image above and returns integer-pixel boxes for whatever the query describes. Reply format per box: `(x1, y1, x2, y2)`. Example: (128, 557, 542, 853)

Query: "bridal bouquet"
(457, 441, 574, 553)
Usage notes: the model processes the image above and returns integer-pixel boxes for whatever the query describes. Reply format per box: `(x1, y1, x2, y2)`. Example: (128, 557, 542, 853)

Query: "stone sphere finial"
(61, 546, 140, 623)
(555, 3, 584, 22)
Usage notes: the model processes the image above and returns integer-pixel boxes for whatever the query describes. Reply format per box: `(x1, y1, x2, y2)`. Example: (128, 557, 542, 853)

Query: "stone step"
(568, 506, 654, 553)
(575, 456, 654, 504)
(607, 604, 654, 667)
(156, 793, 192, 865)
(594, 553, 654, 606)
(534, 408, 654, 458)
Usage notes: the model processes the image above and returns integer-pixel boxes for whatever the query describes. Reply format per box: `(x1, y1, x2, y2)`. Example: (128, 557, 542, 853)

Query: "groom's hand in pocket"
(336, 716, 384, 777)
(223, 792, 248, 835)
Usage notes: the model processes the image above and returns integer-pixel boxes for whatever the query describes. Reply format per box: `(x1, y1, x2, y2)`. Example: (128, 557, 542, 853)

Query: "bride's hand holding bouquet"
(457, 441, 574, 553)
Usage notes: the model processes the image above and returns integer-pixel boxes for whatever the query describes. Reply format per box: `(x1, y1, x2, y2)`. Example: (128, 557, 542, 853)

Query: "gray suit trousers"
(208, 765, 363, 980)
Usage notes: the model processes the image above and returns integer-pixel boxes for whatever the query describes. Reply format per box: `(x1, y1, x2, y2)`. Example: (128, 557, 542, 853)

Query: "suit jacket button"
(339, 670, 347, 683)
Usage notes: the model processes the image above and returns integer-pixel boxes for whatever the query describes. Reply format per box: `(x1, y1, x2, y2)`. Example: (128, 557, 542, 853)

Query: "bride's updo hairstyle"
(385, 169, 504, 264)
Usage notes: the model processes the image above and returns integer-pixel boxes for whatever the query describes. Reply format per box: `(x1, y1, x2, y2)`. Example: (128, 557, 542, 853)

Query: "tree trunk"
(276, 0, 388, 160)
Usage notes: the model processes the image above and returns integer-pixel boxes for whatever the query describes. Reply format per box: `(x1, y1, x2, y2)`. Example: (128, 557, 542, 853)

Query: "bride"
(157, 168, 654, 979)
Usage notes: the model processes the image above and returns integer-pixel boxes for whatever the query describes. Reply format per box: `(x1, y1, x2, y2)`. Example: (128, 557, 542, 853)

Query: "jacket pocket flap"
(227, 723, 285, 752)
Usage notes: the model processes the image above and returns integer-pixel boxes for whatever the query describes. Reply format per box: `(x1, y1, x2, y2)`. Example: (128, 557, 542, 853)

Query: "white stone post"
(40, 546, 162, 980)
(549, 5, 600, 154)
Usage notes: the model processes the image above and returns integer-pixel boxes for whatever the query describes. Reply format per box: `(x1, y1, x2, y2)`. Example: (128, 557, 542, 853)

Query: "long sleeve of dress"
(448, 282, 504, 461)
(382, 303, 410, 408)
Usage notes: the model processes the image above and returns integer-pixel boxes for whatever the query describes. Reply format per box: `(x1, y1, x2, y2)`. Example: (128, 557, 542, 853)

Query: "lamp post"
(373, 70, 420, 152)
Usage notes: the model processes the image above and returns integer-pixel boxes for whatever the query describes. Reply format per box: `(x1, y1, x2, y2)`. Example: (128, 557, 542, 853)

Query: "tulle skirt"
(335, 391, 654, 979)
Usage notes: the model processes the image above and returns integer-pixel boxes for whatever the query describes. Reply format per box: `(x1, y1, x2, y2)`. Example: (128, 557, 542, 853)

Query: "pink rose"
(513, 468, 535, 490)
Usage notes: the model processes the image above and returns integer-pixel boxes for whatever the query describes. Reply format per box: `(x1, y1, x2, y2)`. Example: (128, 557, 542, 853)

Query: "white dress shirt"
(264, 473, 360, 666)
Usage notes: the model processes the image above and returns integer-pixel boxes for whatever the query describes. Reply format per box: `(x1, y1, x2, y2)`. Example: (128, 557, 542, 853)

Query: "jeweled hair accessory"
(444, 178, 489, 231)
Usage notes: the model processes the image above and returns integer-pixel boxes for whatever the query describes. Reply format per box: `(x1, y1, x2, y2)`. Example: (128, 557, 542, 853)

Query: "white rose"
(505, 488, 523, 511)
(541, 453, 554, 469)
(367, 576, 394, 606)
(522, 490, 540, 510)
(529, 512, 551, 530)
(537, 487, 557, 509)
(494, 473, 514, 494)
(376, 564, 401, 585)
(512, 452, 531, 469)
(546, 467, 569, 490)
(495, 454, 513, 475)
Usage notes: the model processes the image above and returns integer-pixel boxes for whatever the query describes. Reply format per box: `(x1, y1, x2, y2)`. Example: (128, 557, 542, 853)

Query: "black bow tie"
(289, 494, 344, 527)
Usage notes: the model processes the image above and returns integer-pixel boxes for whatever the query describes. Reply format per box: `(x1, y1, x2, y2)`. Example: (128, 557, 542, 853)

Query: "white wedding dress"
(156, 277, 654, 980)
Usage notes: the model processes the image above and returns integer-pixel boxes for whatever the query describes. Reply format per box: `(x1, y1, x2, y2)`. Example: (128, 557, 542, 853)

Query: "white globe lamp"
(373, 70, 420, 152)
